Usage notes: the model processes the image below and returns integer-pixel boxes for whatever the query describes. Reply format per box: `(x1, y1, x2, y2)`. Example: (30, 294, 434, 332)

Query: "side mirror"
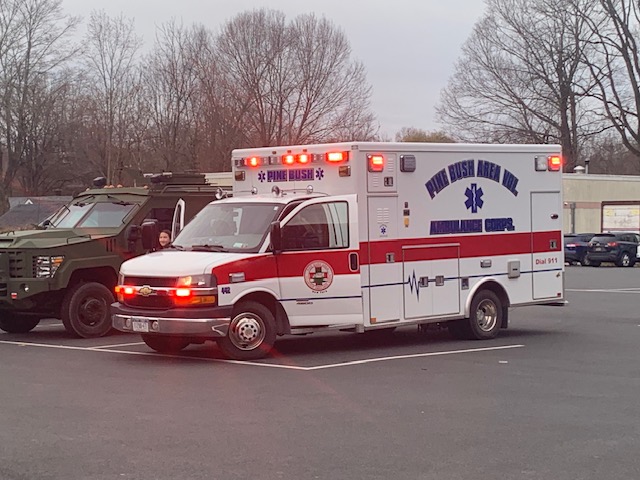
(141, 220, 159, 251)
(270, 221, 282, 254)
(125, 225, 141, 252)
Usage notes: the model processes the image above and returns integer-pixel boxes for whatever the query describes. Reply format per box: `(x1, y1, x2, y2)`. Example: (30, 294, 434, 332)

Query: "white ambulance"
(112, 142, 565, 360)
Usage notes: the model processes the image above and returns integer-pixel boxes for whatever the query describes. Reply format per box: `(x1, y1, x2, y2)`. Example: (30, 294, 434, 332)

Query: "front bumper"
(111, 302, 232, 338)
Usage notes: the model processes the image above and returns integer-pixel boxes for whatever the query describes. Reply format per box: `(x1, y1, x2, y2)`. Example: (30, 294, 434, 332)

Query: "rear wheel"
(590, 261, 601, 267)
(0, 314, 41, 333)
(141, 334, 190, 354)
(616, 252, 632, 267)
(450, 290, 503, 340)
(217, 301, 276, 360)
(62, 282, 114, 338)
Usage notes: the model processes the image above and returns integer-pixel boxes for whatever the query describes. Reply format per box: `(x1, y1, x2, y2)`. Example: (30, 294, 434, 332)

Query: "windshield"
(173, 202, 282, 252)
(50, 202, 137, 228)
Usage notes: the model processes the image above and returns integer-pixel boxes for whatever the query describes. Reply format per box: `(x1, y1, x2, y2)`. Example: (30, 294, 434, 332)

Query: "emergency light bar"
(234, 151, 349, 168)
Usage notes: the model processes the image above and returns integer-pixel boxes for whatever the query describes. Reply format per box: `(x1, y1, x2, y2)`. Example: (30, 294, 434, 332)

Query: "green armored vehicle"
(0, 172, 226, 338)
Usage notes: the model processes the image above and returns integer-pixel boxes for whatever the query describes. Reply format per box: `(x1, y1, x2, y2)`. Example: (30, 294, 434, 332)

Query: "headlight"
(35, 255, 64, 278)
(176, 274, 214, 287)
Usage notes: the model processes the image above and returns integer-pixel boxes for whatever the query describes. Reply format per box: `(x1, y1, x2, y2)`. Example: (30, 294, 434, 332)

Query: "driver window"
(281, 201, 348, 251)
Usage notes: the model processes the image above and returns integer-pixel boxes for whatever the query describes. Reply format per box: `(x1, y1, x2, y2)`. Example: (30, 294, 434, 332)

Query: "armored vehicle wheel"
(0, 314, 41, 333)
(141, 334, 190, 354)
(217, 301, 276, 360)
(62, 282, 114, 338)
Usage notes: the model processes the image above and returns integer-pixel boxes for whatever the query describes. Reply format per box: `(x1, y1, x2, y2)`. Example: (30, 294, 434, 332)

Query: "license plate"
(594, 247, 604, 251)
(132, 318, 149, 332)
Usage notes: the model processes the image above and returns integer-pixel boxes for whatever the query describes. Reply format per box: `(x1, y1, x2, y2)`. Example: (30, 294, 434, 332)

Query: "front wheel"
(141, 334, 190, 354)
(0, 314, 41, 333)
(580, 253, 591, 266)
(217, 301, 276, 360)
(62, 282, 114, 338)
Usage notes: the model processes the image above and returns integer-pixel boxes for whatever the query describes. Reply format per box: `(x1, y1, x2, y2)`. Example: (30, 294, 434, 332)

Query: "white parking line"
(303, 344, 525, 370)
(567, 288, 640, 293)
(92, 342, 146, 349)
(0, 340, 524, 370)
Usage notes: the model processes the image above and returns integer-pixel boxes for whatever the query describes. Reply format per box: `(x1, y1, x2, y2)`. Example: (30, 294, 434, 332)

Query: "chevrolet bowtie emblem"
(138, 285, 154, 296)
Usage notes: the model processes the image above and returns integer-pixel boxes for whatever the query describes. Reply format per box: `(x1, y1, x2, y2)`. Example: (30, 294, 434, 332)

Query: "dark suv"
(586, 232, 639, 267)
(564, 233, 596, 266)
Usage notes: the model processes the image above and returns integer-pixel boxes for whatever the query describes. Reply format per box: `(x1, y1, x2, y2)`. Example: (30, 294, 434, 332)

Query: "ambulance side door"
(275, 194, 362, 327)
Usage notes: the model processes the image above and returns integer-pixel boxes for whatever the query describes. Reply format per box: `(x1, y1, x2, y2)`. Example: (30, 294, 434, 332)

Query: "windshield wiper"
(190, 244, 225, 252)
(167, 244, 185, 250)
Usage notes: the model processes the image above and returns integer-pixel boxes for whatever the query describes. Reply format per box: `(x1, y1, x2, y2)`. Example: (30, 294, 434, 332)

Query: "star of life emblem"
(303, 261, 334, 292)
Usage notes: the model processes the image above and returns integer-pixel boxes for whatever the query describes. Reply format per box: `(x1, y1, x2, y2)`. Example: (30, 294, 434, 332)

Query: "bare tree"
(82, 10, 142, 184)
(215, 9, 376, 147)
(436, 0, 601, 171)
(580, 0, 640, 163)
(141, 21, 201, 173)
(0, 0, 79, 212)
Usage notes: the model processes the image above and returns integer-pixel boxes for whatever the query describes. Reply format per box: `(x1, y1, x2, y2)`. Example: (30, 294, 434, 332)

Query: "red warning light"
(297, 154, 310, 164)
(283, 154, 296, 165)
(247, 156, 260, 167)
(368, 154, 385, 172)
(548, 155, 562, 171)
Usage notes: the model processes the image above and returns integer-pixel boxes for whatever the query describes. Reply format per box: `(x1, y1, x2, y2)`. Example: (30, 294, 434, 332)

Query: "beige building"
(563, 173, 640, 234)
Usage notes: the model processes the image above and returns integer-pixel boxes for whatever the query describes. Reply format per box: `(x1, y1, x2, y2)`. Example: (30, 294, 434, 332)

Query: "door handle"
(349, 252, 359, 272)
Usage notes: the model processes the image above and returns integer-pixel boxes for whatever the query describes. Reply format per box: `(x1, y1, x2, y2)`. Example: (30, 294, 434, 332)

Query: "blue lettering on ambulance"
(448, 160, 475, 183)
(485, 218, 515, 232)
(477, 160, 501, 182)
(430, 219, 483, 235)
(501, 169, 519, 196)
(425, 169, 450, 199)
(267, 170, 288, 182)
(289, 169, 314, 181)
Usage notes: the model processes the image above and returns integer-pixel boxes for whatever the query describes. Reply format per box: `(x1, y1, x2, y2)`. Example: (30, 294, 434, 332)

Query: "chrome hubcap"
(228, 313, 265, 351)
(475, 299, 498, 332)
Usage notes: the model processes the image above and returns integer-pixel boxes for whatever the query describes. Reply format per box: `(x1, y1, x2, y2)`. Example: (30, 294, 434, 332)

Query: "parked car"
(564, 233, 596, 265)
(586, 232, 640, 267)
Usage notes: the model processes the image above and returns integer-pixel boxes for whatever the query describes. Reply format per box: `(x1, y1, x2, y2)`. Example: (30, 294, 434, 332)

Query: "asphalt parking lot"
(1, 266, 639, 480)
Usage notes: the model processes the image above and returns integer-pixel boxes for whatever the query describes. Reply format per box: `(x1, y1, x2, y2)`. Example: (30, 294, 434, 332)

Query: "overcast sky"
(60, 0, 487, 139)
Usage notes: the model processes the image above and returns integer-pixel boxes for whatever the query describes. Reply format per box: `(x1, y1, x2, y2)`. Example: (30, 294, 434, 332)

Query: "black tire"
(580, 253, 591, 266)
(465, 290, 503, 340)
(0, 314, 41, 333)
(61, 282, 114, 338)
(590, 262, 601, 267)
(616, 252, 632, 267)
(217, 301, 276, 360)
(141, 334, 190, 354)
